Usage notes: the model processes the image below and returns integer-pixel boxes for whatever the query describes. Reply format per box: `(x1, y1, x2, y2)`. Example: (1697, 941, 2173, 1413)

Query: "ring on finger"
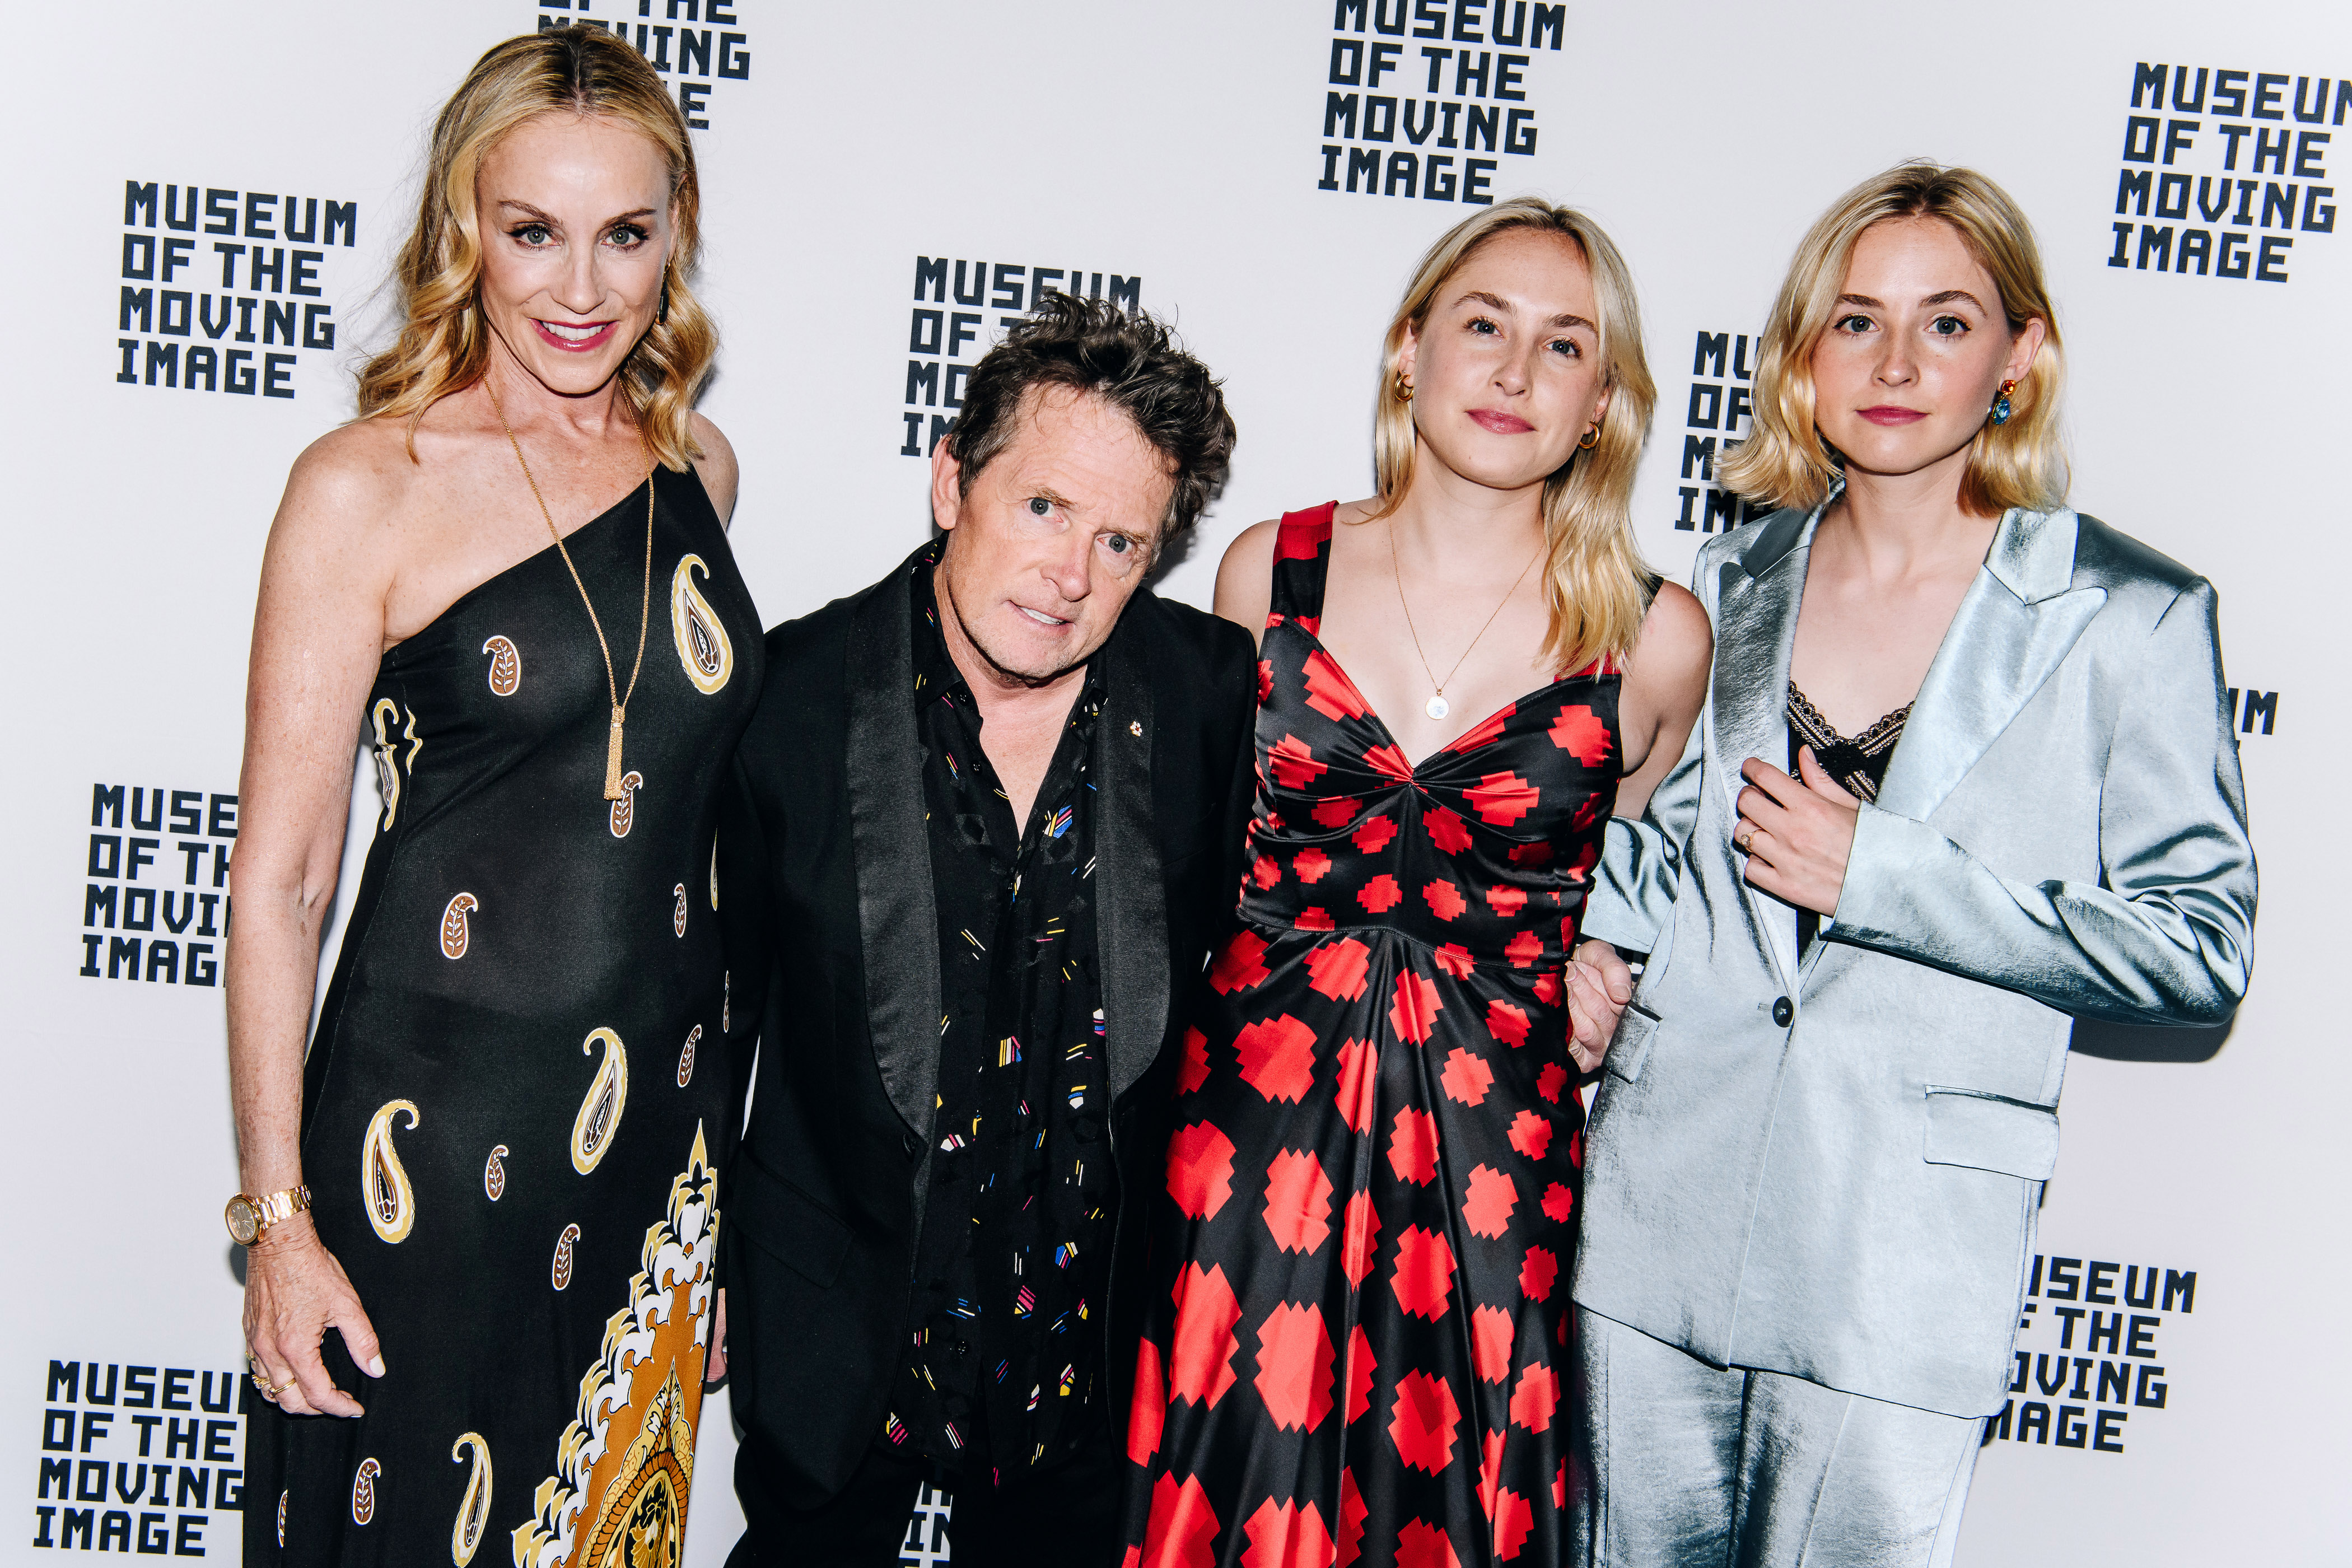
(1735, 827, 1756, 855)
(249, 1372, 279, 1399)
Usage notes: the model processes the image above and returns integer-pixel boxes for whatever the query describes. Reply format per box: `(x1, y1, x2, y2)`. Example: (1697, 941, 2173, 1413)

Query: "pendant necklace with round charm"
(1389, 515, 1544, 725)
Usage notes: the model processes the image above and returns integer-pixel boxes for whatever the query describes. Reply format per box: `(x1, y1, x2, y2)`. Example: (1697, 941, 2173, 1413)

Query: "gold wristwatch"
(224, 1186, 311, 1247)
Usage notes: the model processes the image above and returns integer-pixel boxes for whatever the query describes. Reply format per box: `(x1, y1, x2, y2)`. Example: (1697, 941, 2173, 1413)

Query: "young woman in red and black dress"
(1121, 200, 1710, 1565)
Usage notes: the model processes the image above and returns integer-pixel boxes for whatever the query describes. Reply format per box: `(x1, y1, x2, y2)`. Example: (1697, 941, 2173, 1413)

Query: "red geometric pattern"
(1506, 1110, 1552, 1161)
(1386, 1107, 1439, 1185)
(1460, 1164, 1518, 1239)
(1168, 1263, 1243, 1407)
(1306, 937, 1372, 1001)
(1439, 1048, 1494, 1107)
(1389, 1225, 1457, 1320)
(1388, 971, 1442, 1044)
(1254, 1303, 1338, 1436)
(1166, 1122, 1237, 1219)
(1211, 930, 1272, 995)
(1140, 1473, 1221, 1568)
(1235, 1014, 1319, 1103)
(1242, 1497, 1339, 1568)
(1127, 502, 1610, 1568)
(1262, 1149, 1335, 1254)
(1387, 1370, 1461, 1474)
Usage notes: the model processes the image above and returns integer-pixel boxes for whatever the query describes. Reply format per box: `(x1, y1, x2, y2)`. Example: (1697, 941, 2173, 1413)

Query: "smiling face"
(1809, 216, 2046, 490)
(1398, 228, 1613, 495)
(474, 113, 675, 396)
(930, 385, 1173, 688)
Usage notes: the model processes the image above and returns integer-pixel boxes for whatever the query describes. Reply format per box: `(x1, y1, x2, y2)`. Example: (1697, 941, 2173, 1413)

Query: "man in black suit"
(715, 296, 1253, 1567)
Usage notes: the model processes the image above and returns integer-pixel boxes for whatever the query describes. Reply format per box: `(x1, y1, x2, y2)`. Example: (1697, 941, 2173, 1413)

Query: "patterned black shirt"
(889, 547, 1116, 1481)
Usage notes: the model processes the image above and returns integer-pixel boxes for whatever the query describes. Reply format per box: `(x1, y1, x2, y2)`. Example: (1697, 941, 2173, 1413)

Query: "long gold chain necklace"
(487, 383, 655, 800)
(1388, 516, 1544, 721)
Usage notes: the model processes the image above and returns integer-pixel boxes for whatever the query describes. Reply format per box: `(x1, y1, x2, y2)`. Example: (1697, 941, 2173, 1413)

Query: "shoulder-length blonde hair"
(357, 27, 714, 469)
(1371, 198, 1658, 675)
(1720, 161, 2065, 516)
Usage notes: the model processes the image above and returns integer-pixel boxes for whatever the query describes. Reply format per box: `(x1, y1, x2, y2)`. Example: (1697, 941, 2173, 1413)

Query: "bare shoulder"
(1212, 518, 1284, 636)
(688, 411, 740, 526)
(1627, 581, 1711, 684)
(265, 417, 422, 569)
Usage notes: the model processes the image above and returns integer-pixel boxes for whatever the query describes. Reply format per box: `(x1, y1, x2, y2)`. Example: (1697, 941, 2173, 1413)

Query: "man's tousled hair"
(950, 295, 1235, 542)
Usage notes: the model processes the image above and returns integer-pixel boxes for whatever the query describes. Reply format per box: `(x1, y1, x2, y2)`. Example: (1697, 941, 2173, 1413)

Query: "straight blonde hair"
(1720, 161, 2066, 516)
(357, 27, 714, 469)
(1370, 198, 1658, 675)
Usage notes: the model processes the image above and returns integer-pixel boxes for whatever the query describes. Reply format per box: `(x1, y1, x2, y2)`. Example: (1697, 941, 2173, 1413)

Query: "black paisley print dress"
(1122, 502, 1617, 1568)
(243, 465, 760, 1568)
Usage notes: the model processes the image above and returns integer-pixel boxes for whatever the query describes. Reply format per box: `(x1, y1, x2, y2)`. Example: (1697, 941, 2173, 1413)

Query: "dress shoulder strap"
(1268, 502, 1340, 631)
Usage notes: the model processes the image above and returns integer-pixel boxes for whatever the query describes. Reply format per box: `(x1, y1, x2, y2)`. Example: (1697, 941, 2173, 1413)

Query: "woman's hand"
(1565, 939, 1635, 1074)
(243, 1214, 383, 1418)
(1735, 748, 1860, 916)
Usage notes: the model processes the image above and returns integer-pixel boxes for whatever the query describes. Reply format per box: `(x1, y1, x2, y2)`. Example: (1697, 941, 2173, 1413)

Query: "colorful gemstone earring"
(1990, 377, 2017, 426)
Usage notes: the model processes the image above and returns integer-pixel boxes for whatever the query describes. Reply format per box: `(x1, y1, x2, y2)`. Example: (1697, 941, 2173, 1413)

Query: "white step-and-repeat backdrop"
(3, 1, 2344, 1562)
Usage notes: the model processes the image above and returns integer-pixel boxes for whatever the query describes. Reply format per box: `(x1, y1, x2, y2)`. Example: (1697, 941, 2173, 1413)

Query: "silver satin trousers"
(1571, 1308, 1981, 1568)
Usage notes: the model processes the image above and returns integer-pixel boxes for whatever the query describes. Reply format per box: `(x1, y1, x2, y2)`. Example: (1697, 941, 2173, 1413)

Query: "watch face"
(226, 1198, 259, 1247)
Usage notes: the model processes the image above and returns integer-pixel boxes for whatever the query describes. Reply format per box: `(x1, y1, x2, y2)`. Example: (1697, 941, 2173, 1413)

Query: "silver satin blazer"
(1574, 496, 2256, 1419)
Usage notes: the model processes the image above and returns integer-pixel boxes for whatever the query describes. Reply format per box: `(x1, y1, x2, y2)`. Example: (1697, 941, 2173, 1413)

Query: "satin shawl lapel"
(1711, 506, 1819, 987)
(844, 566, 944, 1151)
(1095, 600, 1166, 1102)
(1874, 509, 2107, 824)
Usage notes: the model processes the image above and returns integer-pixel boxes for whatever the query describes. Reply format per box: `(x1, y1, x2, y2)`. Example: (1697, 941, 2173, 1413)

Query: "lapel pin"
(1129, 720, 1143, 738)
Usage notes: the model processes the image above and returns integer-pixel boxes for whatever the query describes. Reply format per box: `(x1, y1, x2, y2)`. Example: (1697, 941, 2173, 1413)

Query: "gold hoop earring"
(1394, 371, 1414, 403)
(1578, 423, 1600, 450)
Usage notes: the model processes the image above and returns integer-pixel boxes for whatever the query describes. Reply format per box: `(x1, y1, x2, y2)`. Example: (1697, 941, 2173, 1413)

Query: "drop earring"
(1990, 377, 2017, 426)
(657, 278, 671, 328)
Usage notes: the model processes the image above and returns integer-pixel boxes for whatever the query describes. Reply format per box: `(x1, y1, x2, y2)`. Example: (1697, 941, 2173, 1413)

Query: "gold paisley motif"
(514, 1127, 715, 1568)
(709, 838, 719, 910)
(676, 1025, 701, 1088)
(450, 1432, 492, 1565)
(608, 772, 645, 839)
(441, 892, 479, 960)
(370, 699, 403, 831)
(404, 704, 424, 772)
(672, 884, 688, 939)
(670, 554, 734, 694)
(552, 1223, 581, 1291)
(484, 1144, 509, 1202)
(361, 1100, 420, 1244)
(351, 1458, 381, 1526)
(570, 1028, 628, 1174)
(482, 636, 521, 697)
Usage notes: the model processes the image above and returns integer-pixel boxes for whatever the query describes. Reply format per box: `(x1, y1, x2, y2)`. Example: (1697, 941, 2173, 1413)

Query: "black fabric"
(895, 550, 1116, 1474)
(726, 1422, 1123, 1568)
(1788, 679, 1908, 956)
(720, 542, 1259, 1515)
(243, 465, 764, 1565)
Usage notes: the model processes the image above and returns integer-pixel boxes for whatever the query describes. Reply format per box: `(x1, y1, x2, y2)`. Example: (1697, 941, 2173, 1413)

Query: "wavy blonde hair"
(1720, 161, 2066, 516)
(357, 27, 713, 469)
(1371, 198, 1658, 674)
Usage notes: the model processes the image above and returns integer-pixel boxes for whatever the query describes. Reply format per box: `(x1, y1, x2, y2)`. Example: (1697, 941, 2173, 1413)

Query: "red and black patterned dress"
(1122, 503, 1619, 1567)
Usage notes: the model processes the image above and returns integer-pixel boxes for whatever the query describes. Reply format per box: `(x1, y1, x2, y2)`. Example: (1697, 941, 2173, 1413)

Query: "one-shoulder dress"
(244, 463, 761, 1568)
(1123, 503, 1618, 1567)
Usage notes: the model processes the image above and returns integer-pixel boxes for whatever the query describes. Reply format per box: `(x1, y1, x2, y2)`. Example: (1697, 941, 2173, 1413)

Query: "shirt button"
(1772, 996, 1794, 1028)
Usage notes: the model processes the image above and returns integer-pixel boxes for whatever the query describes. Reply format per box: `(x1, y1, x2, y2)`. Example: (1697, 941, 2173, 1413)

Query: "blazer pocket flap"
(1605, 1004, 1661, 1084)
(1923, 1088, 2060, 1180)
(732, 1155, 853, 1289)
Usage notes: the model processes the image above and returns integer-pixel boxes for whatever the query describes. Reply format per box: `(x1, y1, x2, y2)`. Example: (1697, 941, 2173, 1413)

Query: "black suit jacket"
(718, 547, 1256, 1508)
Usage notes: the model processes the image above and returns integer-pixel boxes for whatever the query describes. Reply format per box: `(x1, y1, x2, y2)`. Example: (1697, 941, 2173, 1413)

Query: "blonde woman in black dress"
(227, 30, 758, 1564)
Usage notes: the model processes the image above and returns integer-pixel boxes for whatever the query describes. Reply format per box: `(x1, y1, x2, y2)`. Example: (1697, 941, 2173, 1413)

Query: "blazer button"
(1772, 996, 1794, 1028)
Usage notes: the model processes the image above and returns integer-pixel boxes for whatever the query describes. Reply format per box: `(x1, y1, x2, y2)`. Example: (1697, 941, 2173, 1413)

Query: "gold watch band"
(225, 1185, 312, 1247)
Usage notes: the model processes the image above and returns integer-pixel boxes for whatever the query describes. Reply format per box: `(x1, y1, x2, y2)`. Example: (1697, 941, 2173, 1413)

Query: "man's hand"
(1736, 748, 1860, 916)
(1565, 939, 1635, 1074)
